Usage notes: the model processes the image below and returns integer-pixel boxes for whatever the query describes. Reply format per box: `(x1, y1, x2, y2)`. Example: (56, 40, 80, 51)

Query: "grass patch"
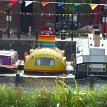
(0, 81, 107, 107)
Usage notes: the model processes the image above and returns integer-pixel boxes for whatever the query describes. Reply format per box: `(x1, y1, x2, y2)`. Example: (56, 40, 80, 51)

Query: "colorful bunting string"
(0, 10, 103, 17)
(1, 1, 107, 9)
(0, 1, 107, 6)
(0, 1, 107, 15)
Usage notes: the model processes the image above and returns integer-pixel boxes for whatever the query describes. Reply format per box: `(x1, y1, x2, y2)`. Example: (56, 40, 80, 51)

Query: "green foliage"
(91, 86, 107, 107)
(34, 89, 53, 107)
(0, 85, 16, 107)
(52, 80, 74, 107)
(1, 82, 107, 107)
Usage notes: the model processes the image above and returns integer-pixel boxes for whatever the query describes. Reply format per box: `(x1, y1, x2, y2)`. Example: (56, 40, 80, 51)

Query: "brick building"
(0, 0, 106, 33)
(0, 0, 56, 33)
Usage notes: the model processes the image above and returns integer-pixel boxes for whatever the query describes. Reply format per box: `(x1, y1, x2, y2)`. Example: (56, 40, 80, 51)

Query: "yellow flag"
(90, 4, 98, 10)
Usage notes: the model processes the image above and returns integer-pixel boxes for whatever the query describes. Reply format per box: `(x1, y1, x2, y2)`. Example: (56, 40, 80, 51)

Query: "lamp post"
(6, 6, 12, 38)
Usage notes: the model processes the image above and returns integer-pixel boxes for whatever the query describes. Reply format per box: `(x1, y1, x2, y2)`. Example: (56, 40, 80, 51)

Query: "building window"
(56, 6, 79, 30)
(36, 58, 55, 66)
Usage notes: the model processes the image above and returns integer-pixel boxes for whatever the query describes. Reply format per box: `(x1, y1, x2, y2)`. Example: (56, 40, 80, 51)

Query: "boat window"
(0, 58, 2, 65)
(77, 47, 80, 53)
(78, 64, 87, 72)
(36, 58, 41, 65)
(88, 64, 106, 72)
(11, 57, 16, 64)
(36, 58, 55, 66)
(11, 53, 18, 64)
(15, 53, 18, 61)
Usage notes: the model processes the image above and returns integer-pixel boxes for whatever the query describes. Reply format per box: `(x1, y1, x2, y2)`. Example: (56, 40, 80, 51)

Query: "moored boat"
(24, 29, 67, 74)
(0, 50, 19, 72)
(75, 26, 107, 78)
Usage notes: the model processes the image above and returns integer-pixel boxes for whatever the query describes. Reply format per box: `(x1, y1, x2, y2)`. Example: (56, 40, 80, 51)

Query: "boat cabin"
(0, 50, 19, 69)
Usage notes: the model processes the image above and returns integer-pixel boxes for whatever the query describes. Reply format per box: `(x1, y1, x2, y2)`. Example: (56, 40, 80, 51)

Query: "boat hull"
(0, 67, 17, 73)
(24, 70, 66, 74)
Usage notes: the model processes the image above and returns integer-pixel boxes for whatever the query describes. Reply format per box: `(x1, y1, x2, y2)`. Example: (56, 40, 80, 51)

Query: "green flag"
(74, 3, 81, 7)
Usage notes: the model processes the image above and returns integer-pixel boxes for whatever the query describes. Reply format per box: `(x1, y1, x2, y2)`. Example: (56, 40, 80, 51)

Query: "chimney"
(94, 31, 100, 47)
(93, 25, 100, 42)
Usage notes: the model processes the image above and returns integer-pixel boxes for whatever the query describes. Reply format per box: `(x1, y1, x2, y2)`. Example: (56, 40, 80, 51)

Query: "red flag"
(9, 0, 17, 6)
(41, 2, 49, 6)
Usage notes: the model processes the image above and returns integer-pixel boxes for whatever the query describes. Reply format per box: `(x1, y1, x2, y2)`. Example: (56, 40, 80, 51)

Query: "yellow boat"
(24, 30, 66, 73)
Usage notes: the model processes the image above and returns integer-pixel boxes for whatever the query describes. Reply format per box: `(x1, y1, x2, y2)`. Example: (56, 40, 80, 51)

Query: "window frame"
(36, 57, 55, 66)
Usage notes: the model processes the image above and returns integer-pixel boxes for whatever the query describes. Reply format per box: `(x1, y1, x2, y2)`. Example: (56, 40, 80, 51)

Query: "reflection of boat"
(24, 30, 66, 73)
(0, 50, 19, 72)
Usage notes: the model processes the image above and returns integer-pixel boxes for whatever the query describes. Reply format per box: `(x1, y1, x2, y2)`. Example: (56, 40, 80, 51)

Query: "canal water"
(0, 74, 106, 91)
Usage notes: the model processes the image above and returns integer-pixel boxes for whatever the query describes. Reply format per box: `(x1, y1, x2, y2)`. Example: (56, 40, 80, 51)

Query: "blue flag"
(57, 2, 64, 7)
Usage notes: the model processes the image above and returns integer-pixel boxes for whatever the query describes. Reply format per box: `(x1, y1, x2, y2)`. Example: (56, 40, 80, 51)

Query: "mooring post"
(15, 73, 21, 86)
(89, 74, 94, 90)
(71, 32, 74, 41)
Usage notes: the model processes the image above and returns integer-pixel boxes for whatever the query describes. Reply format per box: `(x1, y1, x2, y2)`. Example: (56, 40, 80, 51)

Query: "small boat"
(0, 50, 19, 72)
(24, 48, 66, 73)
(24, 29, 66, 74)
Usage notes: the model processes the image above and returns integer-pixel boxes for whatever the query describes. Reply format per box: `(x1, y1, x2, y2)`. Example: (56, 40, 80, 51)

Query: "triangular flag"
(25, 1, 33, 7)
(57, 2, 64, 7)
(9, 0, 17, 6)
(41, 2, 49, 6)
(90, 4, 98, 10)
(74, 3, 81, 7)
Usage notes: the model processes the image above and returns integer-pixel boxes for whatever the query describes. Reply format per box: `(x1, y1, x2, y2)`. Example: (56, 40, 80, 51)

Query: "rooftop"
(0, 50, 16, 56)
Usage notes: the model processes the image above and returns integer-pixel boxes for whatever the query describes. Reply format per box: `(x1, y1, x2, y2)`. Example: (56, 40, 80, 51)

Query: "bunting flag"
(90, 4, 98, 10)
(57, 2, 64, 6)
(74, 3, 81, 6)
(41, 2, 49, 6)
(9, 0, 17, 6)
(25, 1, 33, 7)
